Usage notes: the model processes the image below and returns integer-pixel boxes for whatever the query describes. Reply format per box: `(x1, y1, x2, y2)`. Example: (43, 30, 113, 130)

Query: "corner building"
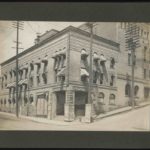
(0, 23, 149, 122)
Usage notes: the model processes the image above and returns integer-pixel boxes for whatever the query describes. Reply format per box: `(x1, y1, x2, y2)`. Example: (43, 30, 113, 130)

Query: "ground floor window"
(109, 94, 115, 105)
(98, 92, 105, 104)
(125, 84, 131, 97)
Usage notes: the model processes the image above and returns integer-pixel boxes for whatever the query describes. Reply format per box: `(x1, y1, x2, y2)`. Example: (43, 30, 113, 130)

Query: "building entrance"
(56, 91, 65, 116)
(36, 94, 48, 117)
(75, 91, 88, 117)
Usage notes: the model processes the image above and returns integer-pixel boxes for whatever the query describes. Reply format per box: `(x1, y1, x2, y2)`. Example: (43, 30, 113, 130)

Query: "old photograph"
(0, 21, 150, 131)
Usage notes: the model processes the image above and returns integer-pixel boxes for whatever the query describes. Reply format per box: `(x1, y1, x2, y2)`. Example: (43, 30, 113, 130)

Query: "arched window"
(134, 86, 139, 96)
(98, 92, 105, 104)
(109, 94, 115, 105)
(125, 84, 131, 97)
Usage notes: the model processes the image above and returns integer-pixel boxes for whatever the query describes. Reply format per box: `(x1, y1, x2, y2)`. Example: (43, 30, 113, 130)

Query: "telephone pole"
(87, 22, 94, 104)
(12, 21, 24, 118)
(125, 23, 140, 109)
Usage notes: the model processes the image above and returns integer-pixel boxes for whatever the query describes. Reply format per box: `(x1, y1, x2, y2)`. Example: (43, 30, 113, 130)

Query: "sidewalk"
(94, 101, 150, 121)
(0, 101, 149, 125)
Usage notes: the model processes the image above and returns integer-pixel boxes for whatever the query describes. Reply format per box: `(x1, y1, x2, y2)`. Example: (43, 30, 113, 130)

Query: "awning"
(18, 80, 23, 85)
(22, 79, 28, 85)
(93, 53, 100, 60)
(58, 50, 66, 56)
(18, 79, 28, 85)
(81, 49, 88, 57)
(35, 59, 41, 65)
(52, 53, 57, 59)
(7, 82, 16, 88)
(22, 64, 28, 70)
(6, 83, 12, 88)
(57, 68, 65, 77)
(42, 56, 48, 63)
(100, 55, 106, 62)
(81, 68, 89, 77)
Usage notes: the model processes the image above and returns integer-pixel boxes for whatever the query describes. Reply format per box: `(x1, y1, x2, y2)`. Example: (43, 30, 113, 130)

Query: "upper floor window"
(30, 63, 34, 72)
(110, 75, 115, 86)
(144, 46, 147, 62)
(128, 52, 131, 66)
(144, 69, 147, 79)
(110, 57, 115, 69)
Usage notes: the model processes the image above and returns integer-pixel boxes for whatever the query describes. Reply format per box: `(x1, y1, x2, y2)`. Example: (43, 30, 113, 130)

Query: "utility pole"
(125, 23, 140, 109)
(12, 21, 24, 118)
(87, 22, 94, 104)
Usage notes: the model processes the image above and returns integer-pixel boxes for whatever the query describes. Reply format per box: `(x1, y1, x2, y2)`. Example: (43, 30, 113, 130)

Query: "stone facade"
(0, 23, 150, 122)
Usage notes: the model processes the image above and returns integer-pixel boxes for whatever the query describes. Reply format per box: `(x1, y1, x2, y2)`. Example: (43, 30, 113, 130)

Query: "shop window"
(134, 85, 139, 96)
(98, 92, 105, 104)
(109, 94, 115, 105)
(125, 84, 131, 96)
(110, 57, 115, 69)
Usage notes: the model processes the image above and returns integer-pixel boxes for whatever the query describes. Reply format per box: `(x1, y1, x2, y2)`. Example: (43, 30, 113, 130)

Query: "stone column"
(64, 89, 75, 122)
(47, 91, 56, 120)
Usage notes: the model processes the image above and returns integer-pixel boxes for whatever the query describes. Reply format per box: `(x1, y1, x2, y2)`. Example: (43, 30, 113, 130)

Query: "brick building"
(0, 22, 149, 122)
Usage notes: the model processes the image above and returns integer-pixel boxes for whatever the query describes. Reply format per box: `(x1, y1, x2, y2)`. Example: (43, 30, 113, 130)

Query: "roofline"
(1, 25, 119, 66)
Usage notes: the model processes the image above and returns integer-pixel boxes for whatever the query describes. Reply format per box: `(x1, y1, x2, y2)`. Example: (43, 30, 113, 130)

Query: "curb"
(94, 103, 150, 121)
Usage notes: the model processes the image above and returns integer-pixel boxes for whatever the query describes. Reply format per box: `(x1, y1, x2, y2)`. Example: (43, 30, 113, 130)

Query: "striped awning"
(81, 49, 88, 57)
(42, 56, 48, 63)
(7, 82, 16, 88)
(100, 55, 106, 62)
(57, 68, 65, 77)
(93, 53, 100, 60)
(18, 79, 28, 85)
(81, 68, 89, 77)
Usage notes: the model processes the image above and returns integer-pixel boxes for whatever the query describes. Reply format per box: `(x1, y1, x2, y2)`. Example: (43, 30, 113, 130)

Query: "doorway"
(36, 94, 48, 117)
(75, 91, 88, 117)
(56, 91, 65, 116)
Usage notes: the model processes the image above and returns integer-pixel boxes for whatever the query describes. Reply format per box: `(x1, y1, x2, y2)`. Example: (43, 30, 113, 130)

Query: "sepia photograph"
(0, 2, 150, 148)
(0, 20, 150, 131)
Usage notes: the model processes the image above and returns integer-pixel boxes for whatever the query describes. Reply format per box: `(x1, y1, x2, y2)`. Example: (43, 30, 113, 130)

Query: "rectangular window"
(30, 77, 33, 87)
(144, 69, 146, 79)
(100, 73, 103, 84)
(128, 53, 131, 65)
(37, 76, 40, 85)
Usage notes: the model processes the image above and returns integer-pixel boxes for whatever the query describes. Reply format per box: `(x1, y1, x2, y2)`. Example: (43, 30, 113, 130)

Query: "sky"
(0, 21, 84, 64)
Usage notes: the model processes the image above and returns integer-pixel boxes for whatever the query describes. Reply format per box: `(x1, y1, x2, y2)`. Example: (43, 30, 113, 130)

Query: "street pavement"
(0, 105, 150, 131)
